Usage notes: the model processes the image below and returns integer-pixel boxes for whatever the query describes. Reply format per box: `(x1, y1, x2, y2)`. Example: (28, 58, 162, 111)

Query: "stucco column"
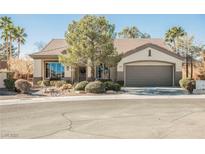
(33, 59, 43, 84)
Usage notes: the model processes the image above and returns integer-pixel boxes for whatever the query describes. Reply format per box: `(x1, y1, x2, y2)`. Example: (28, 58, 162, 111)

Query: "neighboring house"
(30, 38, 184, 87)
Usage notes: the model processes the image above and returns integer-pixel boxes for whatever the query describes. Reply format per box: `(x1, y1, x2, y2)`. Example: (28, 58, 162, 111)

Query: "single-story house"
(30, 38, 184, 87)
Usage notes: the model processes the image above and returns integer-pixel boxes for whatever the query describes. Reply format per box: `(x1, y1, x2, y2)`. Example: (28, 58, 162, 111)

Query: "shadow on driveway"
(122, 87, 187, 96)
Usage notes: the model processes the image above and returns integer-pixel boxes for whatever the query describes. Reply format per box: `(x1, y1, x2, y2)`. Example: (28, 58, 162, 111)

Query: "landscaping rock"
(75, 90, 86, 94)
(106, 90, 117, 94)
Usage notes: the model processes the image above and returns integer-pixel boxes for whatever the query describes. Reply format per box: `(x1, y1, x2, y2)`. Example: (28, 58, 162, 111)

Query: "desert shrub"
(85, 81, 105, 93)
(74, 81, 89, 91)
(72, 82, 78, 87)
(104, 81, 121, 91)
(179, 78, 195, 94)
(40, 80, 50, 87)
(179, 78, 191, 88)
(55, 80, 67, 88)
(59, 83, 72, 90)
(50, 80, 57, 86)
(37, 80, 42, 86)
(3, 78, 16, 90)
(15, 79, 32, 94)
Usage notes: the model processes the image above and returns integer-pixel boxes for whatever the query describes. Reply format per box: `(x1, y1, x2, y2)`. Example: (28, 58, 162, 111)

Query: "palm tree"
(0, 16, 12, 60)
(140, 32, 151, 38)
(118, 26, 151, 39)
(165, 26, 186, 53)
(0, 16, 12, 29)
(178, 35, 194, 78)
(7, 23, 15, 59)
(14, 26, 27, 58)
(118, 26, 140, 38)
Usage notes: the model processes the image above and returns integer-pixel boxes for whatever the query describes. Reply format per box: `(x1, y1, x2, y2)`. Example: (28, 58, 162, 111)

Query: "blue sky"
(0, 14, 205, 56)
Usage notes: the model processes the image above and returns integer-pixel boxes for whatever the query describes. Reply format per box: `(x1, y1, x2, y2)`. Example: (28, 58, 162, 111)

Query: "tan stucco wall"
(117, 47, 183, 81)
(64, 66, 72, 78)
(33, 59, 43, 78)
(87, 66, 91, 78)
(0, 72, 7, 88)
(110, 67, 117, 81)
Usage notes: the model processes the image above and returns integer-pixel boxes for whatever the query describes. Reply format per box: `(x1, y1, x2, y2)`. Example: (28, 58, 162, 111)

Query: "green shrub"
(179, 78, 195, 94)
(65, 80, 72, 84)
(116, 80, 124, 87)
(104, 81, 121, 91)
(55, 80, 67, 88)
(3, 78, 16, 90)
(15, 79, 32, 94)
(114, 83, 121, 91)
(96, 79, 111, 83)
(74, 81, 89, 91)
(85, 81, 105, 93)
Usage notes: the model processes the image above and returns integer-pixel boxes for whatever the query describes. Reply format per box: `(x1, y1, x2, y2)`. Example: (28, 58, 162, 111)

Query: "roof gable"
(114, 38, 171, 54)
(122, 43, 184, 60)
(30, 39, 67, 58)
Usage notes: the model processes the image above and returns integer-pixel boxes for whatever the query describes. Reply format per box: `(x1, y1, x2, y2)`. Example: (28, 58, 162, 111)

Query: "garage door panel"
(126, 65, 173, 87)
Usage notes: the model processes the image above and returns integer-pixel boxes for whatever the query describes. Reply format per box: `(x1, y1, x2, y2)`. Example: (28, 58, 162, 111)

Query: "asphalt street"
(1, 98, 205, 139)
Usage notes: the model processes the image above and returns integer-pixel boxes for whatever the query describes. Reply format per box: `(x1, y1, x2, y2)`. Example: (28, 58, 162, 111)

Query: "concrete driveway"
(1, 97, 205, 139)
(122, 87, 187, 95)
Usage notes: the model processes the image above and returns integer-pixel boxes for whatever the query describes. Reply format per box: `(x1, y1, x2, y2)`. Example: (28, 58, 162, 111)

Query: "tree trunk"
(18, 41, 20, 58)
(9, 35, 12, 59)
(190, 56, 193, 79)
(5, 36, 10, 71)
(6, 36, 9, 61)
(186, 52, 189, 78)
(90, 65, 95, 81)
(173, 41, 177, 53)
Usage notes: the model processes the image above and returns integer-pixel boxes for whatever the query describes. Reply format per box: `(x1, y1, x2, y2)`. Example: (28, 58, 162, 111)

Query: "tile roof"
(31, 39, 67, 56)
(30, 38, 173, 57)
(114, 38, 171, 54)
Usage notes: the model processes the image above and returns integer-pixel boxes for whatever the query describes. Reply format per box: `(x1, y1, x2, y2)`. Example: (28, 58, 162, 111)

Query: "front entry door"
(79, 66, 87, 81)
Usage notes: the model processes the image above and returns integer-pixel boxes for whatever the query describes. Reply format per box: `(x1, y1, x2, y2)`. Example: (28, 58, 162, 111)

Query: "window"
(45, 62, 64, 80)
(148, 49, 152, 56)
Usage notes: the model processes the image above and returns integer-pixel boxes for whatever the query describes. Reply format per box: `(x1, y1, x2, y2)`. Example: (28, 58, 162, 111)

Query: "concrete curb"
(1, 94, 205, 106)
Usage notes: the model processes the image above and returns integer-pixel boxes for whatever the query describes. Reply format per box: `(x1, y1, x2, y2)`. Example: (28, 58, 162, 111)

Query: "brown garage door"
(125, 65, 173, 87)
